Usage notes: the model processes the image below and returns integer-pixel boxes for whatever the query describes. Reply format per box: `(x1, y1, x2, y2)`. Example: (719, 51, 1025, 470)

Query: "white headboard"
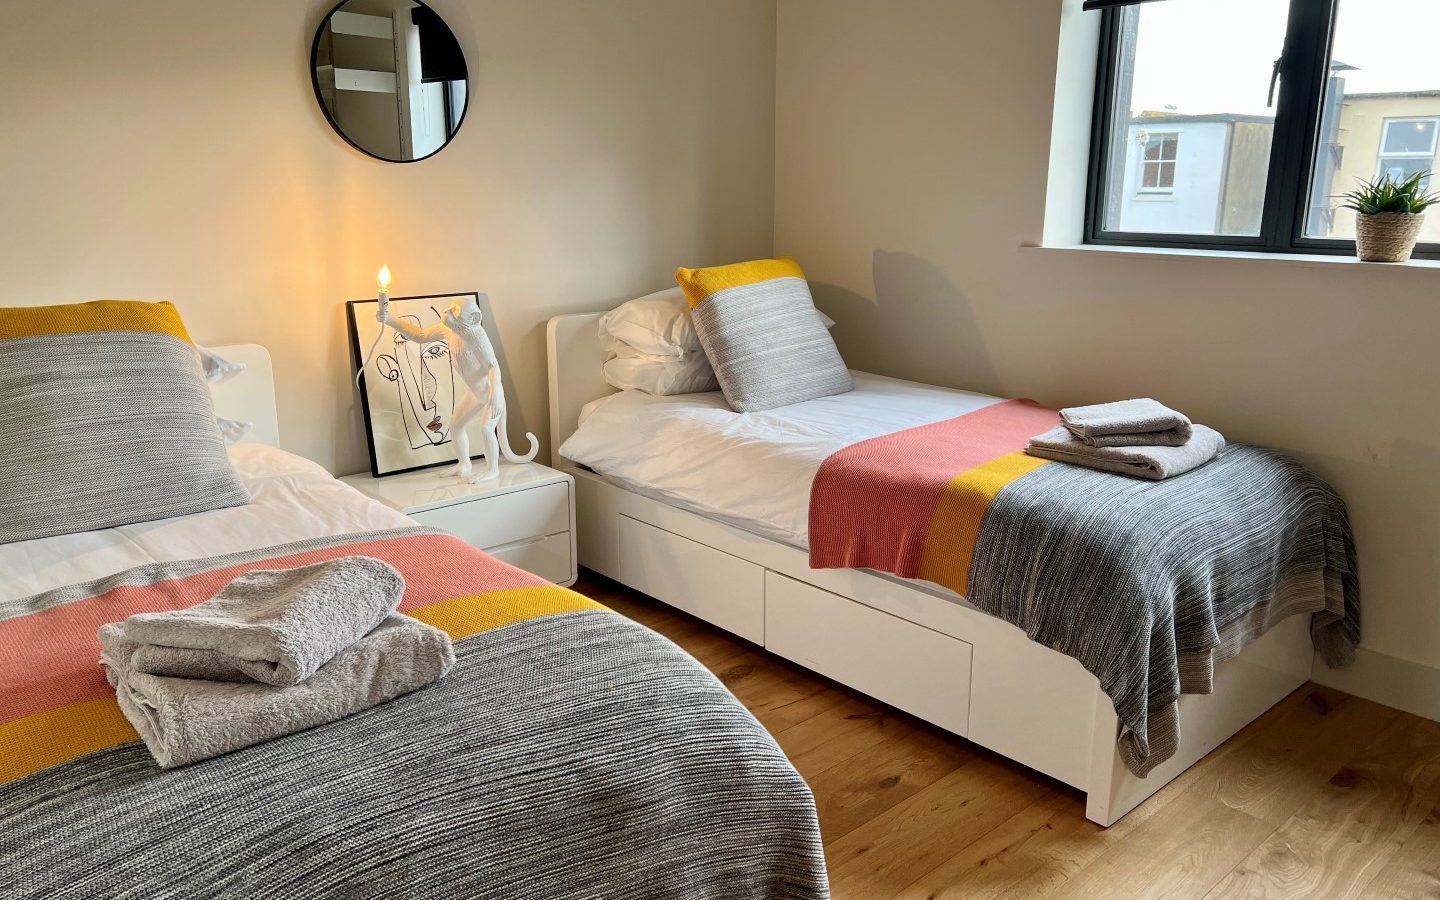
(546, 313, 616, 462)
(209, 343, 281, 447)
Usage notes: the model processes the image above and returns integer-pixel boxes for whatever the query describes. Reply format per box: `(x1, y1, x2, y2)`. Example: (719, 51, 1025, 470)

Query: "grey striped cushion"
(0, 302, 248, 545)
(690, 276, 852, 412)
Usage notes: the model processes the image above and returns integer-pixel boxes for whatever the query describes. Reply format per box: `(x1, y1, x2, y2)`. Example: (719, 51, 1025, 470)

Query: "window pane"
(1099, 0, 1286, 237)
(1379, 158, 1433, 183)
(1305, 0, 1440, 242)
(1382, 119, 1438, 155)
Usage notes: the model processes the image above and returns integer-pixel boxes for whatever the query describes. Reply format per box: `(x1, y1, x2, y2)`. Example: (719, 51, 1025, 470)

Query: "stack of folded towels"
(1026, 398, 1225, 480)
(99, 556, 454, 769)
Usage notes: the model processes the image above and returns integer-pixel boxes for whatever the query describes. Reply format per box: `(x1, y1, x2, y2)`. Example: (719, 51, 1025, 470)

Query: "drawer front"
(412, 482, 569, 550)
(486, 532, 573, 585)
(764, 572, 971, 736)
(617, 515, 765, 644)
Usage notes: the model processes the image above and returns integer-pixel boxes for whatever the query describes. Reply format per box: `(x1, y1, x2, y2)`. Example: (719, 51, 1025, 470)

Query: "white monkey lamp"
(362, 269, 538, 483)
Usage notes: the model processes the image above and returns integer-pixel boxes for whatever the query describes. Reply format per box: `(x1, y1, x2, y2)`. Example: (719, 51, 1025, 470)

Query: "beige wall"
(0, 0, 776, 475)
(776, 0, 1440, 676)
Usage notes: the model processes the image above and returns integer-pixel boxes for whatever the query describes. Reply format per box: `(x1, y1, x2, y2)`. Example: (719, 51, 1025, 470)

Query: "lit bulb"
(377, 264, 392, 292)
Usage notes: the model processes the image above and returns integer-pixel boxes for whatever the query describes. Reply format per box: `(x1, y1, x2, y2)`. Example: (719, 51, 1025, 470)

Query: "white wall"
(0, 0, 776, 475)
(776, 0, 1440, 699)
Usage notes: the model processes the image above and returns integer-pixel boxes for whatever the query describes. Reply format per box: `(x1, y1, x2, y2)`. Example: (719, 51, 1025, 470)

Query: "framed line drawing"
(347, 292, 487, 478)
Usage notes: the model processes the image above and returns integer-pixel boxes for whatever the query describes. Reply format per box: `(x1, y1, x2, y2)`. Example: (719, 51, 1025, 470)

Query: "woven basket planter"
(1355, 212, 1425, 262)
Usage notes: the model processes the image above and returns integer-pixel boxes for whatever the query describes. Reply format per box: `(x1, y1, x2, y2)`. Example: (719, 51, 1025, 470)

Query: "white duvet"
(559, 372, 1001, 548)
(0, 445, 411, 604)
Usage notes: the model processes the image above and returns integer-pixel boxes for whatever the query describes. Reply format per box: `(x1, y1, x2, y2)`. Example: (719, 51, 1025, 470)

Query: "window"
(1376, 119, 1437, 183)
(1138, 133, 1179, 193)
(1088, 0, 1440, 258)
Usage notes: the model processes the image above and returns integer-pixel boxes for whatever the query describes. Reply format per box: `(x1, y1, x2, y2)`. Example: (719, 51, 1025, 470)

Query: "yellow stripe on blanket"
(917, 452, 1051, 593)
(0, 699, 137, 786)
(410, 586, 605, 640)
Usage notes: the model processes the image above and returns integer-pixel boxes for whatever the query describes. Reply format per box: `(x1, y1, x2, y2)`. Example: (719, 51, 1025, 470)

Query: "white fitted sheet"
(559, 372, 1001, 548)
(0, 444, 412, 604)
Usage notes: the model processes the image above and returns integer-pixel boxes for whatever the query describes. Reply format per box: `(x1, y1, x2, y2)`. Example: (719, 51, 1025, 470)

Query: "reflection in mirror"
(311, 0, 468, 162)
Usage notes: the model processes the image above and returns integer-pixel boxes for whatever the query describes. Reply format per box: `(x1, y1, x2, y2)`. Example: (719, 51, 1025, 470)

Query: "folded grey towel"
(123, 556, 404, 686)
(99, 615, 454, 769)
(1060, 398, 1193, 448)
(1027, 424, 1226, 480)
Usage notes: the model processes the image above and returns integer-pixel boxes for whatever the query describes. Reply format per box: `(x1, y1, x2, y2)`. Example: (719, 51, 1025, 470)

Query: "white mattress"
(559, 372, 1001, 548)
(0, 444, 412, 604)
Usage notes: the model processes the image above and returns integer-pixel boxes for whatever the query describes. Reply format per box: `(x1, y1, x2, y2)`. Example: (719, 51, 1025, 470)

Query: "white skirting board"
(1312, 647, 1440, 723)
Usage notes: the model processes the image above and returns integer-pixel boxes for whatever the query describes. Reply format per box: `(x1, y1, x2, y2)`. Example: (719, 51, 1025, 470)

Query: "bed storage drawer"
(764, 572, 971, 736)
(617, 515, 765, 643)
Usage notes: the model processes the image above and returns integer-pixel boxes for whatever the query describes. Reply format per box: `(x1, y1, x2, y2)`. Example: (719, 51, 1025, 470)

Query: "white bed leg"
(1084, 692, 1123, 827)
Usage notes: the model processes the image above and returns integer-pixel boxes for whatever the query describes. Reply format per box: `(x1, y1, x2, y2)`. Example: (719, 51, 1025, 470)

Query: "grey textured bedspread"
(967, 444, 1358, 775)
(0, 530, 828, 899)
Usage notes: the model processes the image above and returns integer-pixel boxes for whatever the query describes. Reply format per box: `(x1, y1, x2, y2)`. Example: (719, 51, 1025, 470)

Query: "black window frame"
(1084, 0, 1440, 260)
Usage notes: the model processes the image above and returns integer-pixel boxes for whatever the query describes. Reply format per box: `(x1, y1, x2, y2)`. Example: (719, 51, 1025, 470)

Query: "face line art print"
(375, 307, 459, 451)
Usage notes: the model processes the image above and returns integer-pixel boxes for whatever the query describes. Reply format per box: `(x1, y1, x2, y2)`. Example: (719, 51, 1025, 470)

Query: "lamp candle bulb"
(377, 264, 392, 304)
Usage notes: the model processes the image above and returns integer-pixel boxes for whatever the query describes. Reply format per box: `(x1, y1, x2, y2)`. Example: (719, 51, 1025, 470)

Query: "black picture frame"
(347, 292, 486, 478)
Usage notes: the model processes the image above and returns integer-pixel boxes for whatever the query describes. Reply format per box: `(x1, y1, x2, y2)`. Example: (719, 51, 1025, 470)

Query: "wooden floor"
(578, 573, 1440, 900)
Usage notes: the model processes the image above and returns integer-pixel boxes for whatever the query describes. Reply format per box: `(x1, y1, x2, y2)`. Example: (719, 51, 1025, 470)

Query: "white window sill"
(1021, 243, 1440, 271)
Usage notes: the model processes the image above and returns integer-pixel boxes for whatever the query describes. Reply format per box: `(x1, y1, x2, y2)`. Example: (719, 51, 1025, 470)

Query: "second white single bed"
(548, 310, 1356, 828)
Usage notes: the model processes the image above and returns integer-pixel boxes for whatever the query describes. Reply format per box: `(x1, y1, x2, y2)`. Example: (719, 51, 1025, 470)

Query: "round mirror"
(310, 0, 469, 163)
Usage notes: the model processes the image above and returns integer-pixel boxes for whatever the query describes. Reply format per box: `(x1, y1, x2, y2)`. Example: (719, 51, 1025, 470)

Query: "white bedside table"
(341, 463, 577, 586)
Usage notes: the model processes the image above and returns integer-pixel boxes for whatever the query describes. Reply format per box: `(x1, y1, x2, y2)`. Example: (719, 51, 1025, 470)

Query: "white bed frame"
(209, 344, 282, 448)
(546, 313, 1314, 827)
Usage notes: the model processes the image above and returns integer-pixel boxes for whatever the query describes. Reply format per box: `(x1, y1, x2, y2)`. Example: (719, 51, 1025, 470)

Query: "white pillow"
(598, 287, 834, 396)
(599, 287, 698, 359)
(603, 353, 719, 396)
(197, 344, 246, 385)
(196, 344, 253, 444)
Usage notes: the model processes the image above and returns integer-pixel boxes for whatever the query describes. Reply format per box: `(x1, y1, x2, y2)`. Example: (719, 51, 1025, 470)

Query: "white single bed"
(548, 313, 1316, 827)
(2, 342, 832, 896)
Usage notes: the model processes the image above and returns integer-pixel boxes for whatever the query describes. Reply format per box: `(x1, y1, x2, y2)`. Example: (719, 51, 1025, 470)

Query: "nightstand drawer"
(486, 532, 572, 585)
(410, 482, 569, 549)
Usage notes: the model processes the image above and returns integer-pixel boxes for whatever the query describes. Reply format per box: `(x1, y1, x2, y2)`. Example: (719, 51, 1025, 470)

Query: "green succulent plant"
(1340, 171, 1440, 215)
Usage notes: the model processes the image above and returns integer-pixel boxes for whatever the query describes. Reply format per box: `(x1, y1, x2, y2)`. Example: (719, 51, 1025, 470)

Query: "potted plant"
(1341, 171, 1439, 262)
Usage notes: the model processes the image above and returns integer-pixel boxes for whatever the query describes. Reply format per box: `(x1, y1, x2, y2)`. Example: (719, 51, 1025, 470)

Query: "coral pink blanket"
(807, 399, 1059, 595)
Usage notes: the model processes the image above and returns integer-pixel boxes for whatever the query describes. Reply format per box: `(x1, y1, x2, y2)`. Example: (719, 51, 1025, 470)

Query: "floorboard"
(577, 573, 1437, 899)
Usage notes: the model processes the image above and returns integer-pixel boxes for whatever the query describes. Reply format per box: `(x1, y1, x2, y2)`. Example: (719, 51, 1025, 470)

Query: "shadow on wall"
(809, 250, 1000, 396)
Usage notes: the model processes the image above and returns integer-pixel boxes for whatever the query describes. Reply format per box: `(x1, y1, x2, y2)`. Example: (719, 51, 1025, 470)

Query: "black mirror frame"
(309, 0, 470, 164)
